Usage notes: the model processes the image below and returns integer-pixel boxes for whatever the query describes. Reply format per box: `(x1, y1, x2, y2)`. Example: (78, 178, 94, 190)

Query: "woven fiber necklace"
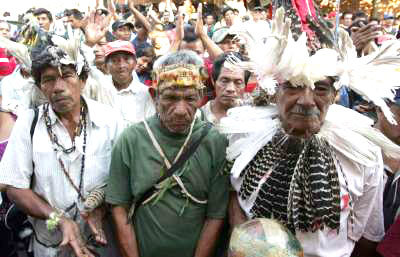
(43, 99, 88, 201)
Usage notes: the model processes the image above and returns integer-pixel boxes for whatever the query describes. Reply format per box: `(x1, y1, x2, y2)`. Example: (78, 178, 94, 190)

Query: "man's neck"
(57, 104, 82, 140)
(211, 100, 230, 121)
(113, 77, 133, 91)
(383, 154, 400, 174)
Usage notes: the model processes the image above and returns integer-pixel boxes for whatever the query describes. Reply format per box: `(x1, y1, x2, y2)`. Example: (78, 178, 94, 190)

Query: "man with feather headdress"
(221, 2, 400, 256)
(0, 25, 124, 257)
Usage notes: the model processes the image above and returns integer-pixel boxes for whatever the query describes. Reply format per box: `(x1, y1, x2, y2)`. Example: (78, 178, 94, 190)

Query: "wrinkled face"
(224, 10, 235, 25)
(218, 35, 239, 52)
(378, 104, 400, 145)
(114, 25, 132, 41)
(136, 55, 152, 74)
(157, 86, 200, 134)
(106, 52, 136, 84)
(40, 66, 83, 114)
(0, 22, 10, 38)
(180, 39, 205, 56)
(343, 14, 353, 27)
(36, 14, 51, 31)
(276, 78, 336, 138)
(215, 66, 245, 108)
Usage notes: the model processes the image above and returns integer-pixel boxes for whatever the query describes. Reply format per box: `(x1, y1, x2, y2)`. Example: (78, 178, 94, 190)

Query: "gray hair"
(153, 50, 204, 70)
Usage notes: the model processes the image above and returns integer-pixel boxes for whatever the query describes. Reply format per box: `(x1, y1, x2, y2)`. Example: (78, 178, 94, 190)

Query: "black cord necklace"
(43, 98, 88, 201)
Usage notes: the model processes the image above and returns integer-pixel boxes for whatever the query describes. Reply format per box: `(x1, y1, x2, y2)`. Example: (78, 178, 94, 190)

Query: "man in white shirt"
(0, 41, 123, 257)
(84, 40, 155, 126)
(102, 40, 155, 125)
(200, 53, 247, 124)
(223, 6, 399, 256)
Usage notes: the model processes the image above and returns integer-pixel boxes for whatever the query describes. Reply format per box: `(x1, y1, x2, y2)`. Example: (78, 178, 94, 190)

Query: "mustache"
(291, 105, 320, 116)
(52, 94, 71, 101)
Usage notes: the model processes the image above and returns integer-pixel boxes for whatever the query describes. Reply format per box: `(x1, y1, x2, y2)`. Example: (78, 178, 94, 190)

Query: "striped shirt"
(0, 97, 124, 256)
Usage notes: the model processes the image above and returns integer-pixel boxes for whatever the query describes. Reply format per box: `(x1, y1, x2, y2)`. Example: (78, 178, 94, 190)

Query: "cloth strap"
(128, 119, 212, 221)
(142, 118, 207, 205)
(143, 118, 195, 169)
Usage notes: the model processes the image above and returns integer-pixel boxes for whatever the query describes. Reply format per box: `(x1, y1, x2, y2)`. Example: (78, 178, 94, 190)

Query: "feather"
(223, 104, 400, 179)
(337, 39, 400, 124)
(229, 7, 292, 95)
(51, 25, 86, 75)
(323, 104, 400, 161)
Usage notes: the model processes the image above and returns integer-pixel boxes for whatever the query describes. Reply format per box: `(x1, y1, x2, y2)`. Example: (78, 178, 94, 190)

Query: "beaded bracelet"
(46, 211, 64, 231)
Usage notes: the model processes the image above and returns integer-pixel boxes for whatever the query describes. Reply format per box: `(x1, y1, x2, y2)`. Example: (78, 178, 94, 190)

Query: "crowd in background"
(0, 0, 399, 256)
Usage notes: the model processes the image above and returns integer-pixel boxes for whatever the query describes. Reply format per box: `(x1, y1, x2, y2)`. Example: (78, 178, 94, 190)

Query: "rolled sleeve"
(0, 110, 35, 189)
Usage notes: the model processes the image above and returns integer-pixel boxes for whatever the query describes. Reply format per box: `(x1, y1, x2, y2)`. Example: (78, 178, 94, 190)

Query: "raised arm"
(194, 4, 223, 60)
(128, 0, 152, 33)
(83, 10, 111, 47)
(107, 0, 119, 22)
(169, 7, 184, 53)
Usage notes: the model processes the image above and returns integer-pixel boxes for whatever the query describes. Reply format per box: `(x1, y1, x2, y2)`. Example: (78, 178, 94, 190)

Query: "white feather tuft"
(51, 25, 86, 75)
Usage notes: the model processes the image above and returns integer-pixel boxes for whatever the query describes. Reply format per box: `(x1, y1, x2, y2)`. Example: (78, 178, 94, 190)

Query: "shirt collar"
(117, 79, 148, 95)
(43, 96, 106, 128)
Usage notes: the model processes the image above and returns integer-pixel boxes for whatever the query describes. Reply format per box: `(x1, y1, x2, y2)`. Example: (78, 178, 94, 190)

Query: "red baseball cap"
(104, 40, 136, 58)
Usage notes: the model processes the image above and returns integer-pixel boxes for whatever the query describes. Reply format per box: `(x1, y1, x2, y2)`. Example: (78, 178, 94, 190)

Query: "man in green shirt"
(106, 50, 229, 257)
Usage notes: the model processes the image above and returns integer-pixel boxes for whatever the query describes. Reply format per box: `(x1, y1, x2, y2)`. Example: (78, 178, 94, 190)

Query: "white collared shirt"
(0, 98, 124, 256)
(83, 68, 155, 126)
(200, 100, 218, 125)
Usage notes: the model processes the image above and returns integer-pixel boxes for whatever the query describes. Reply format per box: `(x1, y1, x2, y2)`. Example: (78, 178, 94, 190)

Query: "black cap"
(112, 20, 134, 32)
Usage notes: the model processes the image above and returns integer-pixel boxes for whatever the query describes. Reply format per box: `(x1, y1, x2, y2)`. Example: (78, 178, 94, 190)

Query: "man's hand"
(81, 207, 107, 246)
(194, 3, 205, 38)
(351, 24, 381, 52)
(59, 217, 95, 257)
(84, 10, 111, 47)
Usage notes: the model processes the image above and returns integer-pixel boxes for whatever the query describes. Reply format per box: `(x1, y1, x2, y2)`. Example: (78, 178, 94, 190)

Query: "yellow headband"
(152, 64, 207, 91)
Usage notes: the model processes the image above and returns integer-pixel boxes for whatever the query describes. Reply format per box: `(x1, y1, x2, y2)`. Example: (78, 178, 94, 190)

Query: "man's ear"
(79, 79, 86, 90)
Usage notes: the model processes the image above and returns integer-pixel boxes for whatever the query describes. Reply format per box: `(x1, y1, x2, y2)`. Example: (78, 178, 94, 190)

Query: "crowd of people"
(0, 0, 399, 257)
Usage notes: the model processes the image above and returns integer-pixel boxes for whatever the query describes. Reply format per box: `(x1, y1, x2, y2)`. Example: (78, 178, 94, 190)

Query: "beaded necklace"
(43, 99, 88, 201)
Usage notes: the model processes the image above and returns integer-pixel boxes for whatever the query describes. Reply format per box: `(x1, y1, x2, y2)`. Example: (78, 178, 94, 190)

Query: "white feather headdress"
(50, 25, 87, 76)
(230, 7, 400, 124)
